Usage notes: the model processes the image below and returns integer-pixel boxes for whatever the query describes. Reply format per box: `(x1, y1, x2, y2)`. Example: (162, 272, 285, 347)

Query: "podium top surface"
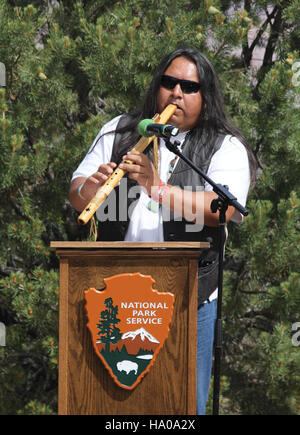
(51, 241, 209, 259)
(50, 241, 210, 250)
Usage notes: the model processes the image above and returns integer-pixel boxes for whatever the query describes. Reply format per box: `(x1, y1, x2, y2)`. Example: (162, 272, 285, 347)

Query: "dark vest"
(97, 115, 224, 305)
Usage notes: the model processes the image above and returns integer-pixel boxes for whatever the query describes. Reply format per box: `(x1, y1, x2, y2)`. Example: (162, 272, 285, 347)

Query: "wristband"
(77, 183, 86, 200)
(150, 180, 169, 203)
(146, 180, 170, 213)
(150, 180, 164, 202)
(158, 183, 170, 204)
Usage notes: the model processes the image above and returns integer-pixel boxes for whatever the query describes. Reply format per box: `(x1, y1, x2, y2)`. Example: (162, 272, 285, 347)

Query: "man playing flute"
(69, 46, 256, 414)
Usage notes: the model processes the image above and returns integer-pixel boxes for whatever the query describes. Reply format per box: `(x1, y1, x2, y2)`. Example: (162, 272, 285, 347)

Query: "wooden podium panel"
(51, 242, 209, 415)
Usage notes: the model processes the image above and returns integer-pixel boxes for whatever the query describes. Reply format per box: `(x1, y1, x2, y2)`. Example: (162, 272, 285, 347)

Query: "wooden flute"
(77, 103, 177, 225)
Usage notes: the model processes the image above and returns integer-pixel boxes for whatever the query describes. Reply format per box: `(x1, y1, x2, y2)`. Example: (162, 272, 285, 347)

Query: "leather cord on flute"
(77, 104, 177, 225)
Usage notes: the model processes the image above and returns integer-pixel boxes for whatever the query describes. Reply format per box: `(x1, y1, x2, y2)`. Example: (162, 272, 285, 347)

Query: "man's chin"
(168, 111, 183, 129)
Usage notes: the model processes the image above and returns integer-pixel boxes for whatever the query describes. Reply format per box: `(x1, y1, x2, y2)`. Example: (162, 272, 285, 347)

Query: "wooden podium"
(51, 241, 209, 415)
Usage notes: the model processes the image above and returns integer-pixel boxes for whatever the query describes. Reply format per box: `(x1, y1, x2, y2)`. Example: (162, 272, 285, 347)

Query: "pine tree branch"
(253, 4, 287, 99)
(238, 289, 268, 295)
(24, 128, 35, 152)
(86, 1, 120, 22)
(262, 7, 283, 68)
(8, 193, 31, 222)
(242, 310, 276, 333)
(253, 138, 264, 170)
(0, 265, 23, 277)
(242, 5, 278, 68)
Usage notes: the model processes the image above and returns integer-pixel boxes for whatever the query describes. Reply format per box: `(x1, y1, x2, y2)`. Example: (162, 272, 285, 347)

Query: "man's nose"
(171, 83, 183, 98)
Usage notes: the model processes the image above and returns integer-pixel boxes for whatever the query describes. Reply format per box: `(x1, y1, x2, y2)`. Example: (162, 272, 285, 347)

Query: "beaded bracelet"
(146, 180, 169, 213)
(157, 182, 170, 204)
(150, 180, 165, 202)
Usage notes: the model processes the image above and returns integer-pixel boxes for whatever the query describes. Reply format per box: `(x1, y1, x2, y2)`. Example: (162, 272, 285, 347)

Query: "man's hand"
(69, 162, 117, 211)
(80, 162, 117, 199)
(119, 150, 160, 196)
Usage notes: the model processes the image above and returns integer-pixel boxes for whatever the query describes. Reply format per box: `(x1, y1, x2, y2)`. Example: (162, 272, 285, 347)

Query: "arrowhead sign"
(84, 273, 174, 389)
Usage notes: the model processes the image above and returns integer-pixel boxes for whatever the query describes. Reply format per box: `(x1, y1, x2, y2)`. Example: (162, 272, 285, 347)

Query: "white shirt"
(72, 116, 251, 300)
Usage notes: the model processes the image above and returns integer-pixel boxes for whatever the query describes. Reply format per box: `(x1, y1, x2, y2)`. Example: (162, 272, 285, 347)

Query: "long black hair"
(93, 46, 257, 186)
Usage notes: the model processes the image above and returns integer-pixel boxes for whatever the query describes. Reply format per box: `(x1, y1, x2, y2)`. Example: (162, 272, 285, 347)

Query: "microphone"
(138, 118, 179, 138)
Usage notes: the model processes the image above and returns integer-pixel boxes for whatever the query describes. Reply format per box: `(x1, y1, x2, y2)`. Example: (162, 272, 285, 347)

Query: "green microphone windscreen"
(138, 119, 154, 137)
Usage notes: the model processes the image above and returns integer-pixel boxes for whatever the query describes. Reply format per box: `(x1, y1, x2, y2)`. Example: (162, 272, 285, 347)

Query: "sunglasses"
(160, 74, 201, 94)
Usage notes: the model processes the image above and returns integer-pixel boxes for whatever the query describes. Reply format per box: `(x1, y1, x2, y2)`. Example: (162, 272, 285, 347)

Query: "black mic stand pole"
(163, 138, 248, 415)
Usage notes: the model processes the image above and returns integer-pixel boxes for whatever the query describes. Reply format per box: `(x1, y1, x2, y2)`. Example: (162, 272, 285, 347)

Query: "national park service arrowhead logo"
(84, 273, 174, 390)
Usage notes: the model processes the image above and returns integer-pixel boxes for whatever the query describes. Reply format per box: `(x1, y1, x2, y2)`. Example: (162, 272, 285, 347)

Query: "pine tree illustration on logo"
(97, 297, 122, 353)
(84, 273, 174, 389)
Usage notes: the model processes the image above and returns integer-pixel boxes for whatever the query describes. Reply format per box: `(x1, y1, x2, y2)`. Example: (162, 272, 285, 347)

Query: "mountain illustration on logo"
(84, 273, 175, 389)
(97, 327, 160, 355)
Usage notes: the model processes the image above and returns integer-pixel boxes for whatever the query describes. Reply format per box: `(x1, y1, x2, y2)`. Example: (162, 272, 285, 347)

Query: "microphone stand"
(163, 137, 248, 415)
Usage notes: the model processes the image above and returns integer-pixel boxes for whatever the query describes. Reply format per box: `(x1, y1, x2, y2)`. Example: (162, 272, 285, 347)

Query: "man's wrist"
(150, 179, 170, 203)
